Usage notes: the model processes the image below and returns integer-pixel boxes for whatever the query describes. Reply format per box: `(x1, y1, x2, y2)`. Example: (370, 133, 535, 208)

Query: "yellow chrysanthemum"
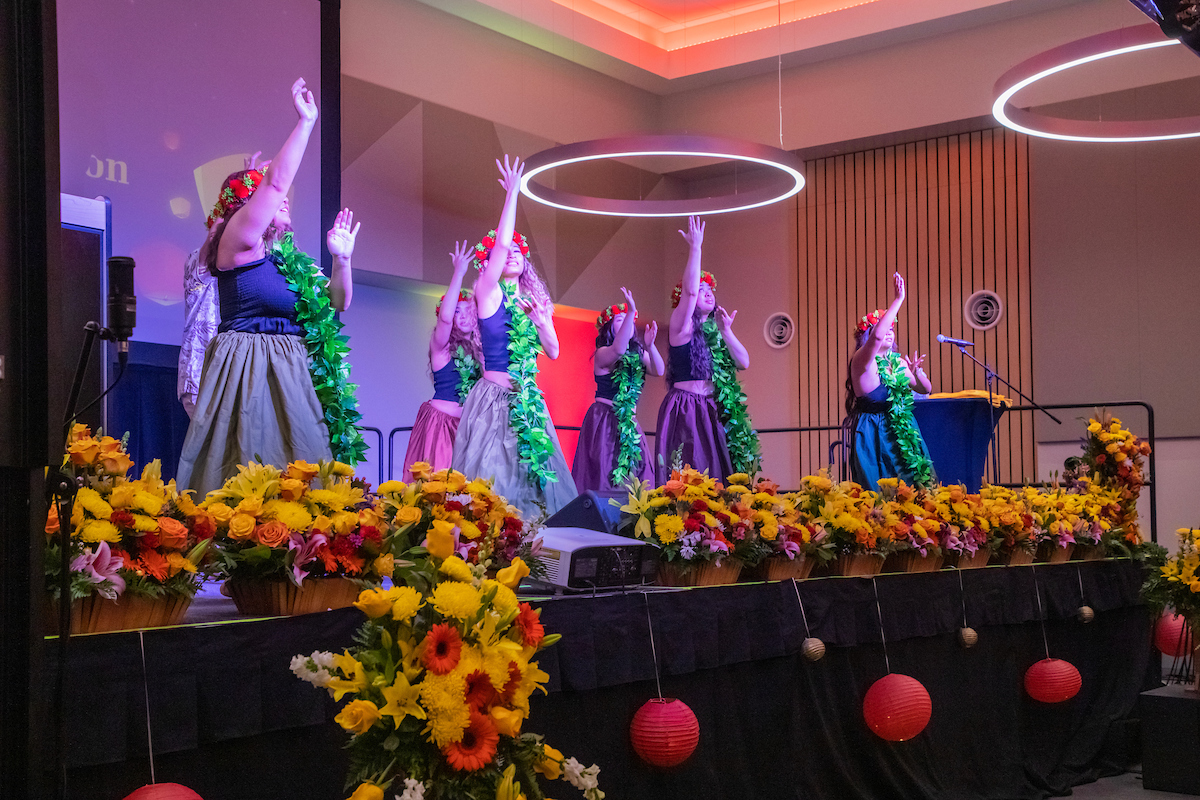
(391, 586, 424, 622)
(77, 519, 121, 543)
(75, 487, 113, 520)
(132, 490, 165, 517)
(377, 480, 406, 496)
(654, 514, 684, 544)
(483, 578, 518, 616)
(131, 514, 160, 532)
(420, 672, 471, 746)
(262, 499, 314, 532)
(439, 556, 475, 583)
(727, 472, 751, 486)
(430, 581, 483, 620)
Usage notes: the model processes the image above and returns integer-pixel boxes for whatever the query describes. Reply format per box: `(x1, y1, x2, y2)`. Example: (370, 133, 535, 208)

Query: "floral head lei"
(596, 303, 637, 330)
(435, 288, 473, 316)
(207, 168, 265, 229)
(471, 230, 530, 270)
(857, 309, 890, 333)
(671, 271, 717, 309)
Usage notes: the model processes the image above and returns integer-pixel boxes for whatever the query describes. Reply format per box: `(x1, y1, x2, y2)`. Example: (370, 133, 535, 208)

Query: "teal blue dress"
(849, 383, 935, 491)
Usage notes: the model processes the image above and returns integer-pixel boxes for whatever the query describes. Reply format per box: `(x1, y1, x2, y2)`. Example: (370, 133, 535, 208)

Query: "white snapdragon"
(396, 778, 425, 800)
(563, 758, 604, 798)
(290, 650, 335, 688)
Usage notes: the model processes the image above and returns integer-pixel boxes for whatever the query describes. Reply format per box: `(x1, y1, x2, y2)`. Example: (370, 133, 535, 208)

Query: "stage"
(51, 559, 1156, 800)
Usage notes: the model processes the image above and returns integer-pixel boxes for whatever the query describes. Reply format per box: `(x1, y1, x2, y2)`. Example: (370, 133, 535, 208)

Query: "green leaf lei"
(609, 348, 646, 487)
(502, 282, 558, 490)
(452, 345, 481, 404)
(700, 317, 762, 474)
(272, 232, 367, 465)
(875, 350, 936, 487)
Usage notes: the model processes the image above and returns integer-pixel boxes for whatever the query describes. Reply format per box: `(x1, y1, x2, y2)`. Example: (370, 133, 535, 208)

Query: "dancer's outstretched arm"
(518, 295, 560, 359)
(326, 208, 359, 312)
(596, 287, 639, 371)
(475, 156, 523, 319)
(431, 241, 472, 363)
(668, 216, 705, 346)
(716, 306, 750, 369)
(641, 320, 665, 377)
(903, 350, 932, 394)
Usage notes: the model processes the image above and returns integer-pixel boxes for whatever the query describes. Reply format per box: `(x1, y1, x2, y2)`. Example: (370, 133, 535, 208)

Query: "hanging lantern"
(802, 637, 826, 661)
(123, 785, 204, 800)
(630, 698, 699, 768)
(1155, 612, 1193, 658)
(862, 674, 932, 741)
(1024, 658, 1081, 703)
(1077, 605, 1095, 623)
(958, 627, 978, 648)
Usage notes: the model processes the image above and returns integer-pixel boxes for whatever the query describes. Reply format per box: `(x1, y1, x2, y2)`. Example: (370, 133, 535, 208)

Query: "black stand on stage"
(950, 344, 1060, 485)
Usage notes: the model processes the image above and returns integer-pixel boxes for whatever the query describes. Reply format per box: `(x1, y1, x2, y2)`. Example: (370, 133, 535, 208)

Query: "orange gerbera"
(421, 623, 462, 675)
(514, 603, 545, 648)
(442, 710, 499, 771)
(137, 549, 170, 581)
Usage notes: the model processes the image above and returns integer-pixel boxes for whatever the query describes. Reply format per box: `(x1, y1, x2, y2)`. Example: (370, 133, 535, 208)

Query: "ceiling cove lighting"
(993, 23, 1200, 142)
(519, 135, 805, 217)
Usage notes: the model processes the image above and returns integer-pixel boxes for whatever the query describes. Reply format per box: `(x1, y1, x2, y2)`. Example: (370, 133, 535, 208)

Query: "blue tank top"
(595, 372, 618, 401)
(479, 303, 511, 373)
(217, 253, 304, 336)
(854, 383, 891, 414)
(432, 362, 462, 403)
(669, 340, 711, 383)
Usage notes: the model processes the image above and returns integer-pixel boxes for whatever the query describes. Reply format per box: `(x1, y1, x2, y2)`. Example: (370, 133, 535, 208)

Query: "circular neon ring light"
(993, 23, 1200, 142)
(519, 135, 805, 217)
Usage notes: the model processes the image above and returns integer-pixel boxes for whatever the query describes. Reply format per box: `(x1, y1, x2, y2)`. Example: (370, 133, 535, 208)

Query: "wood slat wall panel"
(797, 128, 1034, 484)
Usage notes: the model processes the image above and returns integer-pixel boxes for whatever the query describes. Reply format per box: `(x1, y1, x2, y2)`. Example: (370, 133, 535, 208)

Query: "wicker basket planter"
(1035, 542, 1075, 564)
(760, 555, 816, 582)
(882, 551, 944, 573)
(944, 549, 991, 570)
(658, 559, 743, 587)
(47, 592, 192, 635)
(993, 548, 1035, 566)
(226, 577, 361, 616)
(831, 552, 886, 577)
(1073, 543, 1106, 561)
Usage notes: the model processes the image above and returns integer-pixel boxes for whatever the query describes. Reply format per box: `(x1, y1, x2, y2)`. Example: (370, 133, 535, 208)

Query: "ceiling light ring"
(519, 135, 805, 217)
(992, 23, 1200, 143)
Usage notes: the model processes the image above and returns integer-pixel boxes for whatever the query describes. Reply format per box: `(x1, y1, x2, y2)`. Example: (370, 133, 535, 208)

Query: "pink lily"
(288, 532, 328, 585)
(71, 541, 126, 599)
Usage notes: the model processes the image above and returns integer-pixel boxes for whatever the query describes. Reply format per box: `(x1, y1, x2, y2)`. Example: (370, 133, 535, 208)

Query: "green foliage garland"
(502, 283, 558, 490)
(273, 233, 367, 465)
(452, 345, 481, 404)
(700, 317, 761, 474)
(876, 350, 935, 488)
(608, 349, 646, 487)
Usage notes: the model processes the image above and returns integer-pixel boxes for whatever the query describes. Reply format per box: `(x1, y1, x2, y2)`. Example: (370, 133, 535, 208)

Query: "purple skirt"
(654, 387, 733, 485)
(401, 401, 460, 481)
(571, 400, 654, 494)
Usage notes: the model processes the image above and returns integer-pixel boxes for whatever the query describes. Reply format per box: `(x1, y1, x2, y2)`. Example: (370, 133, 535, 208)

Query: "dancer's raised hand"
(450, 240, 472, 275)
(497, 155, 524, 194)
(326, 208, 361, 258)
(902, 351, 926, 373)
(643, 320, 658, 347)
(893, 271, 906, 300)
(716, 306, 737, 333)
(518, 295, 553, 329)
(620, 286, 637, 314)
(679, 215, 705, 249)
(292, 78, 317, 124)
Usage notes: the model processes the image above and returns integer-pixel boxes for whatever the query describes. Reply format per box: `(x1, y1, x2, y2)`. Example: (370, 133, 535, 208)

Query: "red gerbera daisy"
(420, 623, 462, 675)
(463, 669, 498, 711)
(499, 661, 522, 703)
(514, 603, 545, 649)
(442, 710, 499, 771)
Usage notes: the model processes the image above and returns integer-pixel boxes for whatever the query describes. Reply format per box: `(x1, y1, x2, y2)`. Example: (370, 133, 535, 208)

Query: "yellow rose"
(535, 744, 564, 779)
(346, 784, 384, 800)
(67, 437, 100, 466)
(228, 513, 256, 540)
(489, 705, 524, 737)
(332, 510, 358, 536)
(372, 553, 395, 579)
(335, 699, 382, 735)
(426, 519, 457, 560)
(409, 461, 432, 480)
(100, 448, 134, 476)
(353, 588, 395, 619)
(496, 557, 530, 590)
(235, 495, 263, 516)
(394, 506, 423, 527)
(446, 471, 468, 492)
(208, 503, 234, 524)
(422, 481, 447, 495)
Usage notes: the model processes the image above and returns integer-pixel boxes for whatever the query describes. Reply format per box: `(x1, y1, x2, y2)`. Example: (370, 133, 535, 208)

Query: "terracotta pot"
(47, 592, 192, 635)
(944, 549, 991, 570)
(761, 555, 816, 582)
(1073, 543, 1106, 561)
(832, 552, 885, 577)
(657, 559, 743, 587)
(226, 577, 361, 616)
(1036, 542, 1075, 564)
(882, 551, 944, 573)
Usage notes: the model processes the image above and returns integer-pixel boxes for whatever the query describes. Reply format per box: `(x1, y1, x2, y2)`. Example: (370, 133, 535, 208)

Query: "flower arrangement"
(791, 471, 886, 558)
(976, 484, 1036, 560)
(376, 464, 540, 576)
(46, 425, 208, 603)
(291, 549, 603, 800)
(924, 483, 993, 560)
(1064, 411, 1150, 551)
(1142, 527, 1200, 627)
(873, 478, 943, 560)
(203, 459, 392, 586)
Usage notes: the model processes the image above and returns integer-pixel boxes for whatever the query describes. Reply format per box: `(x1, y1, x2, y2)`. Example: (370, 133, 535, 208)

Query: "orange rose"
(279, 478, 306, 502)
(68, 423, 92, 443)
(663, 480, 686, 498)
(286, 460, 320, 482)
(228, 513, 256, 540)
(156, 517, 190, 550)
(45, 504, 60, 535)
(67, 437, 100, 466)
(254, 519, 290, 548)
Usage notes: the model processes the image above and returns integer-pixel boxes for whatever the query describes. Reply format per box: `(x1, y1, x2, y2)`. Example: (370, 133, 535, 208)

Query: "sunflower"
(442, 710, 499, 771)
(421, 623, 463, 675)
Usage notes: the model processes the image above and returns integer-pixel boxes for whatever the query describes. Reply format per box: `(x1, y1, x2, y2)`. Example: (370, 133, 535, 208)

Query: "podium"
(912, 397, 1005, 492)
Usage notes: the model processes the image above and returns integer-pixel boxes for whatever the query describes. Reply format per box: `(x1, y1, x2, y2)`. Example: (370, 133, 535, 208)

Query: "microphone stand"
(951, 344, 1061, 486)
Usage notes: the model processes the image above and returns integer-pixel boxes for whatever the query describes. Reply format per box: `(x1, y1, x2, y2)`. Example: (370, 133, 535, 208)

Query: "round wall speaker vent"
(763, 312, 795, 349)
(964, 290, 1003, 331)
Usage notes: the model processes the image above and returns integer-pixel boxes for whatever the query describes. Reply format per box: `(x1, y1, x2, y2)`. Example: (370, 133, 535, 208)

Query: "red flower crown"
(595, 302, 637, 330)
(857, 309, 890, 333)
(671, 271, 717, 309)
(435, 288, 473, 316)
(471, 230, 530, 270)
(206, 168, 265, 230)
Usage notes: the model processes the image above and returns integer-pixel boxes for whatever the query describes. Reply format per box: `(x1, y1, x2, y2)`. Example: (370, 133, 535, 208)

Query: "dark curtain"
(108, 342, 191, 482)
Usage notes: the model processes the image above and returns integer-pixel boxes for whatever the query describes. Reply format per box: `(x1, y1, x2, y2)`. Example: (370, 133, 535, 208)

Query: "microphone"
(936, 334, 974, 347)
(105, 256, 137, 360)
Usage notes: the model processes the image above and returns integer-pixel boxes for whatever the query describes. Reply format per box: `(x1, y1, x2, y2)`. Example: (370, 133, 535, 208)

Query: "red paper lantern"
(123, 784, 203, 800)
(862, 674, 931, 741)
(630, 697, 699, 767)
(1155, 612, 1193, 658)
(1024, 658, 1082, 703)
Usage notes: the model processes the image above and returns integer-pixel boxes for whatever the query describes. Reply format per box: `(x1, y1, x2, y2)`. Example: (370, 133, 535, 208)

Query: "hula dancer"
(177, 79, 365, 496)
(401, 241, 481, 480)
(571, 287, 664, 494)
(846, 271, 935, 490)
(451, 156, 578, 517)
(655, 216, 757, 484)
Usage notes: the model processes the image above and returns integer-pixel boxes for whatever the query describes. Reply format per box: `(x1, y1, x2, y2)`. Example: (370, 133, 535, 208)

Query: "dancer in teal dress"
(846, 272, 936, 490)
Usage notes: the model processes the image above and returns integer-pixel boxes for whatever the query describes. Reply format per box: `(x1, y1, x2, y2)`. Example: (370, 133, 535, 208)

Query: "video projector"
(530, 491, 658, 591)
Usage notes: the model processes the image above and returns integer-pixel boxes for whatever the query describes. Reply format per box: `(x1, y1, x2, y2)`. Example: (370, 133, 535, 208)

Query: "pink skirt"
(401, 401, 460, 481)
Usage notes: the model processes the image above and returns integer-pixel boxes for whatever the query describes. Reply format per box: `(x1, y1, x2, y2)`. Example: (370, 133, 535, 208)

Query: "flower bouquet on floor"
(927, 483, 994, 569)
(616, 467, 769, 586)
(978, 484, 1036, 565)
(45, 425, 209, 633)
(375, 463, 543, 578)
(1141, 526, 1200, 684)
(791, 471, 888, 577)
(874, 479, 945, 573)
(291, 547, 604, 800)
(203, 459, 391, 616)
(1064, 412, 1151, 555)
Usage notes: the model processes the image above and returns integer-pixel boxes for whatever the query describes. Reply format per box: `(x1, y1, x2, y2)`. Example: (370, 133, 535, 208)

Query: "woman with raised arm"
(655, 216, 759, 484)
(571, 287, 664, 495)
(451, 156, 577, 517)
(177, 78, 365, 496)
(845, 271, 936, 491)
(400, 242, 482, 480)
